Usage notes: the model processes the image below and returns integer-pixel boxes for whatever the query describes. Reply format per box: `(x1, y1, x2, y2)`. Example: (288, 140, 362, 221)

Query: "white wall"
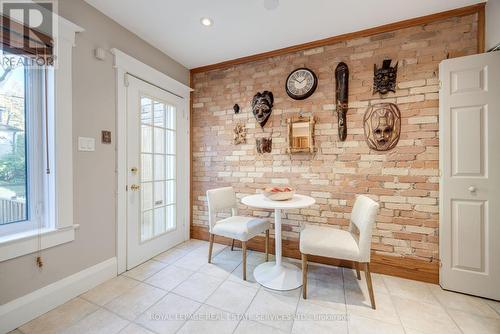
(486, 0, 500, 50)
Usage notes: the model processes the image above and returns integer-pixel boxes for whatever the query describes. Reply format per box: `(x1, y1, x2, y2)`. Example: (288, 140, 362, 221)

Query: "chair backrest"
(349, 195, 379, 262)
(206, 187, 238, 231)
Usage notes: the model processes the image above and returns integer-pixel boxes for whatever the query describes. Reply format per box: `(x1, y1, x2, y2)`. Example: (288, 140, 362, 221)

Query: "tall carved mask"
(252, 91, 274, 128)
(373, 59, 398, 95)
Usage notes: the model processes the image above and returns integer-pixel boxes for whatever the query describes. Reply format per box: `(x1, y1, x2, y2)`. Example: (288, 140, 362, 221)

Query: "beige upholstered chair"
(206, 187, 270, 280)
(300, 195, 379, 308)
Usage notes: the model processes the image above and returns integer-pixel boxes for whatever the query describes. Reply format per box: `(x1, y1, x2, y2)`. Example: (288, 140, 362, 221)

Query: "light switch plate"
(78, 137, 95, 152)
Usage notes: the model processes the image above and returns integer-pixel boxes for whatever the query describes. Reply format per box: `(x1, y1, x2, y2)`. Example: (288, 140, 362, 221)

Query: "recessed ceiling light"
(200, 17, 213, 27)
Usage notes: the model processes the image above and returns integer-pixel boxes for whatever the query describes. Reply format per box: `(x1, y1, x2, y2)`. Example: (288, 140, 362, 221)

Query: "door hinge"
(124, 75, 130, 87)
(438, 80, 442, 90)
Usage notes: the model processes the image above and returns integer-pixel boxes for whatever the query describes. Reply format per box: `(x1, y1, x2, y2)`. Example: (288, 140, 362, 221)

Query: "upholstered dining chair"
(206, 187, 270, 280)
(299, 195, 379, 309)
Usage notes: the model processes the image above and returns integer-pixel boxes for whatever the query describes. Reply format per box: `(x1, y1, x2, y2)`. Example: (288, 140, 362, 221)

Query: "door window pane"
(165, 180, 175, 205)
(154, 155, 165, 180)
(154, 181, 164, 207)
(166, 156, 175, 179)
(154, 128, 165, 154)
(141, 98, 152, 125)
(141, 182, 153, 211)
(153, 102, 165, 127)
(141, 154, 152, 182)
(165, 205, 175, 230)
(154, 207, 165, 234)
(166, 130, 175, 154)
(141, 210, 153, 241)
(141, 125, 152, 153)
(166, 105, 175, 129)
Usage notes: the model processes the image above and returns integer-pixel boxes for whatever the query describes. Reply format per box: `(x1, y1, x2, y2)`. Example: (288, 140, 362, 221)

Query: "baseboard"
(191, 225, 439, 284)
(0, 257, 117, 334)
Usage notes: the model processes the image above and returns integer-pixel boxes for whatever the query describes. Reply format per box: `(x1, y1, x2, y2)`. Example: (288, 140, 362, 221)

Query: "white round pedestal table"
(241, 194, 316, 291)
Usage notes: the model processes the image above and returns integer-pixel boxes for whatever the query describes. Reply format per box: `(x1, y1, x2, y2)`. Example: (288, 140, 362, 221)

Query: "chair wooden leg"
(231, 239, 235, 251)
(355, 261, 361, 280)
(208, 233, 214, 264)
(265, 230, 269, 261)
(364, 263, 376, 309)
(242, 241, 247, 281)
(302, 254, 308, 299)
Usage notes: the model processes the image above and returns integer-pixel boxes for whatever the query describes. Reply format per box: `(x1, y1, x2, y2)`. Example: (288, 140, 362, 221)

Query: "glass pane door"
(140, 96, 176, 242)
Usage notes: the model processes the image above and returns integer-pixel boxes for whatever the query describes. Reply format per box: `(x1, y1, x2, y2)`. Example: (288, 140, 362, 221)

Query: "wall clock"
(285, 68, 318, 100)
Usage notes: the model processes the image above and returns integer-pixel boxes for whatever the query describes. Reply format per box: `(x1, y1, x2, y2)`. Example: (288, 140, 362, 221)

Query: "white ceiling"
(85, 0, 483, 69)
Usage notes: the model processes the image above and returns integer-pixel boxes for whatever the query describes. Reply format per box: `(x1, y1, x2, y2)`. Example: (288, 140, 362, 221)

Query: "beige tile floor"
(13, 239, 500, 334)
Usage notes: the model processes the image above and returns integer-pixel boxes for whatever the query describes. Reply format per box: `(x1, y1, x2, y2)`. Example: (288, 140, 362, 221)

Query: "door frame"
(112, 49, 192, 274)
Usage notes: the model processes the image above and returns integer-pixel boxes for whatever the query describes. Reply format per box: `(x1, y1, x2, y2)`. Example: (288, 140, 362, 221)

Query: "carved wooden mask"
(252, 91, 274, 128)
(256, 137, 272, 154)
(363, 103, 401, 151)
(373, 59, 398, 95)
(335, 62, 349, 141)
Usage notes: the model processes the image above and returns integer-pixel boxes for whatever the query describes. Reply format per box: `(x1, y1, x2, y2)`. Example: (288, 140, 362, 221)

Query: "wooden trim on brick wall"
(190, 3, 486, 74)
(191, 226, 439, 284)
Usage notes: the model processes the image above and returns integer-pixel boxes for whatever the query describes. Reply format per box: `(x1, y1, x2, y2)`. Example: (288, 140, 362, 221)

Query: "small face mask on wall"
(256, 137, 272, 154)
(363, 103, 401, 151)
(252, 91, 274, 128)
(373, 59, 398, 95)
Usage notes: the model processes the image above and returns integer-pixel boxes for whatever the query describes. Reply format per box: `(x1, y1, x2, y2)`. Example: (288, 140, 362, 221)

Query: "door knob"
(130, 184, 140, 191)
(468, 186, 476, 193)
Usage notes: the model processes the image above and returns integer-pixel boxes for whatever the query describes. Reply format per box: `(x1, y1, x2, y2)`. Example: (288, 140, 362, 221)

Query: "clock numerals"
(286, 68, 317, 100)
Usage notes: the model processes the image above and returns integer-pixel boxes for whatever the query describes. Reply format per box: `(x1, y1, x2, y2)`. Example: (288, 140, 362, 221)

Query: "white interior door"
(439, 52, 500, 300)
(126, 74, 187, 269)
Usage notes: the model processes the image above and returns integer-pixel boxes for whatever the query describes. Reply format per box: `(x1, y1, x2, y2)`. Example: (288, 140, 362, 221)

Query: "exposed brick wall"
(191, 14, 478, 261)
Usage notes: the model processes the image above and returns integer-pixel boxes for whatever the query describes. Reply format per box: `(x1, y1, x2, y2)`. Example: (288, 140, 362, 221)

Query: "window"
(0, 15, 83, 261)
(0, 51, 52, 236)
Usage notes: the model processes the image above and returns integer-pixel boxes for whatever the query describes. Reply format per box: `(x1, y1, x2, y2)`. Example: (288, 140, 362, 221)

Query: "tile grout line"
(173, 245, 245, 334)
(341, 267, 350, 334)
(429, 286, 466, 334)
(379, 273, 407, 333)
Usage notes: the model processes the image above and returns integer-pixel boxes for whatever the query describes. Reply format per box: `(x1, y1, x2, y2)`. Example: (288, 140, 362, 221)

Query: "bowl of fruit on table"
(263, 187, 295, 201)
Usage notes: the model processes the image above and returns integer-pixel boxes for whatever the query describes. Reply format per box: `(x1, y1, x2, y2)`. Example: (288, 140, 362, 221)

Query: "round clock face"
(285, 68, 318, 100)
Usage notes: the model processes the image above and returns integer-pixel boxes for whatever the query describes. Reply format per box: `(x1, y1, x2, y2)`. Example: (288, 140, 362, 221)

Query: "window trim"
(0, 17, 83, 262)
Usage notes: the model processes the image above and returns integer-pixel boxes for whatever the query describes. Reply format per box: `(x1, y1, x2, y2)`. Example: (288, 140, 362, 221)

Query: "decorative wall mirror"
(287, 114, 315, 154)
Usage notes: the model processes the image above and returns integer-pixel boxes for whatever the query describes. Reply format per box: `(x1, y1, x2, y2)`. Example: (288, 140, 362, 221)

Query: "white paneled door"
(126, 75, 187, 269)
(439, 52, 500, 300)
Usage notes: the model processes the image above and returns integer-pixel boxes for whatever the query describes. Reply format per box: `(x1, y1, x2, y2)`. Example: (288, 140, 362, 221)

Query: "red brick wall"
(191, 14, 478, 261)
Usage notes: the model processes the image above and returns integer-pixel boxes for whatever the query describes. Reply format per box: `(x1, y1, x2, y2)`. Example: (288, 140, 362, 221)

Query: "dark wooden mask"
(252, 91, 274, 128)
(373, 59, 398, 95)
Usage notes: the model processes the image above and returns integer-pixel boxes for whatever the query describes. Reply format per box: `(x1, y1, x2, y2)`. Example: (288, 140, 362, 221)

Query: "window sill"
(0, 224, 79, 262)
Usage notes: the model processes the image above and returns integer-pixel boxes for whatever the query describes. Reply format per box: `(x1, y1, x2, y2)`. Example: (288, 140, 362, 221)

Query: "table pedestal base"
(253, 261, 302, 291)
